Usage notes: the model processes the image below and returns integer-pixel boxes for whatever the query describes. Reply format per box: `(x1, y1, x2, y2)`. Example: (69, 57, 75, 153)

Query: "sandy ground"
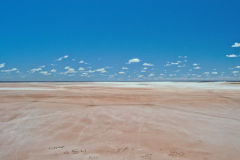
(0, 82, 240, 160)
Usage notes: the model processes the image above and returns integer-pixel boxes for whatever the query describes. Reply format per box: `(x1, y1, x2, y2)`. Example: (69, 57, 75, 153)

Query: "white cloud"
(81, 72, 88, 76)
(79, 60, 88, 64)
(30, 68, 42, 73)
(138, 75, 143, 78)
(143, 63, 154, 66)
(192, 63, 198, 66)
(30, 66, 45, 73)
(78, 67, 85, 71)
(232, 71, 239, 74)
(79, 60, 85, 63)
(96, 68, 106, 73)
(194, 66, 201, 70)
(232, 42, 240, 48)
(122, 67, 128, 70)
(40, 71, 51, 76)
(211, 72, 218, 75)
(165, 61, 181, 67)
(118, 72, 125, 74)
(57, 55, 69, 61)
(203, 72, 210, 75)
(226, 54, 239, 58)
(0, 63, 5, 68)
(65, 66, 75, 72)
(61, 66, 76, 75)
(177, 65, 186, 68)
(235, 66, 240, 69)
(87, 70, 95, 73)
(50, 69, 56, 73)
(148, 73, 154, 77)
(128, 58, 140, 64)
(1, 68, 18, 73)
(40, 65, 46, 68)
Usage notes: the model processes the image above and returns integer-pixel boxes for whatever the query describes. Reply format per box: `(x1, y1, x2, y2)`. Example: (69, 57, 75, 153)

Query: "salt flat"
(0, 82, 240, 160)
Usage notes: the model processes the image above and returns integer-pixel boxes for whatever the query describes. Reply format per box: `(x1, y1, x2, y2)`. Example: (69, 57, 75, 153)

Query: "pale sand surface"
(0, 82, 240, 160)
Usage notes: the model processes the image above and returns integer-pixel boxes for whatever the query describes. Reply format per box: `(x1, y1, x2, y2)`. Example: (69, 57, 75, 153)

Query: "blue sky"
(0, 0, 240, 81)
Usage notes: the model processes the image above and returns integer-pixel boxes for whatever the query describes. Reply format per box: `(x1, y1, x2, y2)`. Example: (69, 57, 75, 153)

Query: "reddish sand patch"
(0, 82, 240, 160)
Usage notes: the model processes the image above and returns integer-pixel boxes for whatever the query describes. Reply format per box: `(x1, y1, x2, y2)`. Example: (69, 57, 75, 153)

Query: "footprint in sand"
(88, 155, 98, 160)
(168, 150, 185, 157)
(71, 148, 87, 154)
(141, 153, 152, 160)
(48, 146, 64, 150)
(116, 147, 128, 153)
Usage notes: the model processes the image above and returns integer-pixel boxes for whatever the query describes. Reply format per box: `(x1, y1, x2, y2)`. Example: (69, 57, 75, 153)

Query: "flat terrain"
(0, 82, 240, 160)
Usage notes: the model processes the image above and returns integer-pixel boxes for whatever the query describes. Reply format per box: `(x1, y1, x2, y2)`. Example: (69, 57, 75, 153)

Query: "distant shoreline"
(0, 81, 240, 83)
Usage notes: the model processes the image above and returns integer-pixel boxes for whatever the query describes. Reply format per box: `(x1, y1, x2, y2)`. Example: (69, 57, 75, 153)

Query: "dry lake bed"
(0, 82, 240, 160)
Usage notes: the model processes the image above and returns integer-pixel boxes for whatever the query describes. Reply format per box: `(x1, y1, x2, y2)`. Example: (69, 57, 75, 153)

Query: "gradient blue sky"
(0, 0, 240, 81)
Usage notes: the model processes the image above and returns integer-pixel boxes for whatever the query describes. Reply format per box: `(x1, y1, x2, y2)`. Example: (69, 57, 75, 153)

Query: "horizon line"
(0, 80, 240, 83)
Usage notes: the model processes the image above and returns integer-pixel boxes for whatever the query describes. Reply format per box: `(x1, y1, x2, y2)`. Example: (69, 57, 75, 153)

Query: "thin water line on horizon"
(0, 80, 239, 83)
